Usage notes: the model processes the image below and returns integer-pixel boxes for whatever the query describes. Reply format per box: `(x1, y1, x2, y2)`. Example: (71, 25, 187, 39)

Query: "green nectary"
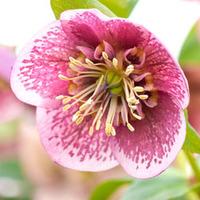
(106, 70, 123, 95)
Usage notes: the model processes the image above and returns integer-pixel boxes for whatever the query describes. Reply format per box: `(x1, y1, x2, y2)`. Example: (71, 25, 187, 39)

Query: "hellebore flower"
(0, 46, 15, 81)
(11, 9, 189, 178)
(0, 46, 23, 123)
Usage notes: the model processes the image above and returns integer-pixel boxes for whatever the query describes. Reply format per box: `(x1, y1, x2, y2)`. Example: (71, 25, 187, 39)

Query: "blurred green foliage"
(179, 23, 200, 66)
(0, 160, 23, 180)
(0, 160, 32, 200)
(51, 0, 138, 19)
(98, 0, 138, 18)
(51, 0, 115, 19)
(0, 120, 19, 143)
(89, 178, 132, 200)
(90, 169, 200, 200)
(122, 169, 189, 200)
(183, 121, 200, 154)
(2, 2, 200, 200)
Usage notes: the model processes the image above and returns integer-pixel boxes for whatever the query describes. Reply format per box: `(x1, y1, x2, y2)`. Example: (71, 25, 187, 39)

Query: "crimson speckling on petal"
(11, 9, 189, 179)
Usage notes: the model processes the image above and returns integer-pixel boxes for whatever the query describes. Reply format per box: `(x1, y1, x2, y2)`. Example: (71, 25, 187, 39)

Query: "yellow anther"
(85, 58, 94, 65)
(127, 123, 135, 132)
(58, 74, 68, 81)
(131, 112, 142, 120)
(89, 126, 94, 136)
(134, 86, 145, 93)
(105, 123, 112, 136)
(127, 97, 139, 104)
(69, 57, 82, 66)
(55, 95, 65, 100)
(72, 111, 81, 122)
(69, 62, 76, 69)
(112, 58, 118, 68)
(129, 105, 137, 110)
(111, 127, 116, 136)
(69, 56, 75, 61)
(125, 65, 134, 76)
(79, 99, 93, 111)
(62, 97, 71, 104)
(63, 104, 71, 111)
(138, 94, 148, 100)
(75, 116, 84, 125)
(102, 52, 109, 60)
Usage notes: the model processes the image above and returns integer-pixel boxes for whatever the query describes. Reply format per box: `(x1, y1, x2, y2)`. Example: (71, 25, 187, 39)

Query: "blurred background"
(0, 0, 200, 199)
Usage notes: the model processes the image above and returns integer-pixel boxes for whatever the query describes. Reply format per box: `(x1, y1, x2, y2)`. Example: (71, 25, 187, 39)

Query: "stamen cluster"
(56, 43, 157, 136)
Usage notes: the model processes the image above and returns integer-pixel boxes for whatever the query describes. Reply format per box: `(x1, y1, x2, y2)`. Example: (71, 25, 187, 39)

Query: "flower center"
(106, 70, 123, 95)
(56, 43, 158, 136)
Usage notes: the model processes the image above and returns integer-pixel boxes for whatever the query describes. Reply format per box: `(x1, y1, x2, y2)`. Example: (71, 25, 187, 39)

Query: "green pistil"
(106, 71, 123, 95)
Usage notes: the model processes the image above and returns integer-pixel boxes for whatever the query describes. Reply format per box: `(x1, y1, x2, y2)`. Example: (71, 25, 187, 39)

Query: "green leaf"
(171, 196, 188, 200)
(172, 182, 200, 200)
(99, 0, 139, 18)
(89, 179, 133, 200)
(0, 160, 23, 180)
(51, 0, 116, 19)
(183, 121, 200, 154)
(179, 24, 200, 66)
(0, 160, 32, 199)
(190, 182, 200, 194)
(122, 169, 189, 200)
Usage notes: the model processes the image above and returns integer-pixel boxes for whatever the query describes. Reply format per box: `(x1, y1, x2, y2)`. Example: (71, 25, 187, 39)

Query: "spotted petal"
(144, 32, 189, 109)
(11, 21, 77, 108)
(104, 19, 150, 50)
(61, 10, 189, 109)
(110, 92, 186, 179)
(61, 9, 149, 50)
(37, 105, 118, 171)
(61, 9, 109, 47)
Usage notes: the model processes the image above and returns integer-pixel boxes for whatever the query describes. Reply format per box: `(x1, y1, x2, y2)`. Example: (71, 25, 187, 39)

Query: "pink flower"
(11, 9, 189, 178)
(0, 46, 15, 82)
(0, 46, 23, 123)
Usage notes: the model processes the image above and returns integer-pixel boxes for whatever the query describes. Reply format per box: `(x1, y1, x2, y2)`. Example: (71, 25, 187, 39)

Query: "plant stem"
(184, 150, 200, 182)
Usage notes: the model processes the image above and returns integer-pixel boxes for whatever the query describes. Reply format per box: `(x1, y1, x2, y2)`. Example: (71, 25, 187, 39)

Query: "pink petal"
(11, 21, 77, 108)
(60, 9, 189, 108)
(0, 46, 16, 82)
(76, 46, 95, 60)
(61, 9, 108, 47)
(61, 9, 149, 50)
(144, 33, 189, 109)
(94, 40, 115, 60)
(110, 92, 186, 179)
(37, 105, 118, 171)
(104, 20, 150, 49)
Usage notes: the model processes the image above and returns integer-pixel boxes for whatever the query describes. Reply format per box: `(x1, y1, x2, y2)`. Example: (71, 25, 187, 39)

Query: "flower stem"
(184, 150, 200, 182)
